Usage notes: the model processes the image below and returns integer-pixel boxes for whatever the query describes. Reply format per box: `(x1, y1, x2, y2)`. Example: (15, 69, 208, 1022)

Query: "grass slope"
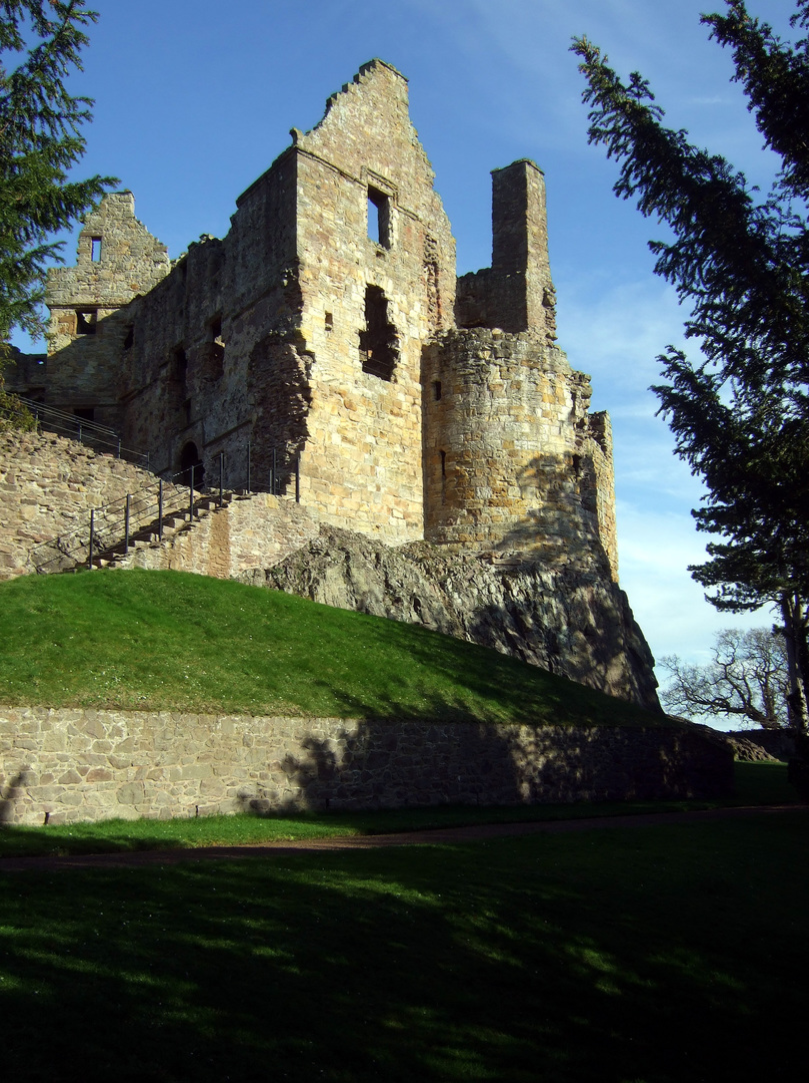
(1, 812, 806, 1082)
(0, 567, 664, 725)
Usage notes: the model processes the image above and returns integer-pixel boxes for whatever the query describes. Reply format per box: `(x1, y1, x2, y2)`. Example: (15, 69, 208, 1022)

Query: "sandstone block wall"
(456, 160, 557, 342)
(0, 706, 732, 826)
(283, 60, 456, 543)
(422, 329, 618, 579)
(116, 492, 320, 580)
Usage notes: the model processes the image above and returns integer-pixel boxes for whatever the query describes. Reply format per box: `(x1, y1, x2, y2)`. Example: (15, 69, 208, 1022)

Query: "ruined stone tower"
(32, 58, 618, 581)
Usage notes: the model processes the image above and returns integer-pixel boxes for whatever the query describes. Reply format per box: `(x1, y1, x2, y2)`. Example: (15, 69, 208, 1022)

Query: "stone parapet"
(0, 706, 733, 826)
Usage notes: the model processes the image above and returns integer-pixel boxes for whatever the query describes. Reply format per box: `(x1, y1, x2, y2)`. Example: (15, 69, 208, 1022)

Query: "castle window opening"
(440, 449, 447, 477)
(367, 186, 391, 248)
(325, 311, 333, 332)
(204, 317, 226, 381)
(359, 285, 398, 380)
(75, 308, 97, 335)
(172, 345, 188, 383)
(180, 441, 204, 489)
(90, 237, 102, 262)
(433, 380, 442, 401)
(123, 325, 134, 350)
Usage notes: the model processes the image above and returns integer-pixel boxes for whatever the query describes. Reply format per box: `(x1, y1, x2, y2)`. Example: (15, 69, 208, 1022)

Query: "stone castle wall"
(422, 329, 618, 579)
(46, 192, 172, 428)
(0, 705, 732, 826)
(30, 60, 616, 562)
(289, 61, 456, 543)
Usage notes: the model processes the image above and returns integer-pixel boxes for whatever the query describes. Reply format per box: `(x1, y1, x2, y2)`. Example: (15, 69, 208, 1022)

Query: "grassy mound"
(0, 568, 665, 726)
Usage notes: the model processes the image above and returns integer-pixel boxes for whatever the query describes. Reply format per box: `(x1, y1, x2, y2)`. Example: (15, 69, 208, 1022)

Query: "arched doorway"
(180, 442, 204, 490)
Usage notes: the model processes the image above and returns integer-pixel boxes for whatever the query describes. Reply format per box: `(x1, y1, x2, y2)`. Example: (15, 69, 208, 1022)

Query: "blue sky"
(10, 0, 800, 703)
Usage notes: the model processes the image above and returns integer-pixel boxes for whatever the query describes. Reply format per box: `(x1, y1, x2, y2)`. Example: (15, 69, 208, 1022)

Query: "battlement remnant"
(20, 59, 618, 581)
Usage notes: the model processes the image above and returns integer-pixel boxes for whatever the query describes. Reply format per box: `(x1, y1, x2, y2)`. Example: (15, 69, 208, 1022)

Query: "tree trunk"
(780, 592, 809, 734)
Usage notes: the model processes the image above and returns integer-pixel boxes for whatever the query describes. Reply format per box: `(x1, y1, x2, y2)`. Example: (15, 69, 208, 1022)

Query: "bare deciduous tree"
(660, 628, 790, 728)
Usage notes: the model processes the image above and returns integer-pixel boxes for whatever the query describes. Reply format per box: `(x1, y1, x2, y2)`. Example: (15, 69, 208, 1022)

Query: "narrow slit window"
(433, 380, 442, 401)
(91, 237, 102, 262)
(367, 186, 391, 248)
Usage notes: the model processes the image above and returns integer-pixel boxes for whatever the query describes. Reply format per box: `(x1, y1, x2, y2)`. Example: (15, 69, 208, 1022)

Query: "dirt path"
(0, 804, 804, 874)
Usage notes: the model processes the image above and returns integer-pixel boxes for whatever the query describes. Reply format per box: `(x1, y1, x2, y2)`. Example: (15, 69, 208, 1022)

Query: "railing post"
(272, 446, 277, 496)
(158, 478, 164, 540)
(247, 440, 251, 493)
(219, 451, 224, 508)
(295, 454, 300, 503)
(117, 437, 122, 459)
(124, 494, 131, 555)
(189, 464, 195, 520)
(88, 509, 94, 570)
(77, 422, 83, 444)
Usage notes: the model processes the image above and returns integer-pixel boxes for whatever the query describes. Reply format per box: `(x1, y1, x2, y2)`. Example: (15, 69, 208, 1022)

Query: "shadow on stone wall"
(232, 708, 731, 818)
(495, 451, 609, 571)
(0, 771, 28, 825)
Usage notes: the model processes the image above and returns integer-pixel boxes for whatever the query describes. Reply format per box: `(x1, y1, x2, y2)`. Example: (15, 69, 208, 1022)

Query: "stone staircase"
(88, 490, 250, 571)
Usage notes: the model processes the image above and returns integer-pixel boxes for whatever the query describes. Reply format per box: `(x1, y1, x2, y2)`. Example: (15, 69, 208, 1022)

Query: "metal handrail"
(26, 445, 302, 575)
(16, 395, 150, 467)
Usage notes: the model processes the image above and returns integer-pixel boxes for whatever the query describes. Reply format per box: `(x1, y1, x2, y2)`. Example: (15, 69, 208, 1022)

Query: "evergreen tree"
(0, 0, 116, 343)
(573, 1, 809, 732)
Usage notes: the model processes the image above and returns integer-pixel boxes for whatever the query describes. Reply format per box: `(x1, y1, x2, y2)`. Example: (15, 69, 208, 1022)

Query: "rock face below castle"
(243, 527, 659, 711)
(5, 59, 660, 706)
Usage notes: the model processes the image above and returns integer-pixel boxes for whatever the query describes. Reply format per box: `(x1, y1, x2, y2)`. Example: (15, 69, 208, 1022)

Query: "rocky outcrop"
(241, 526, 660, 710)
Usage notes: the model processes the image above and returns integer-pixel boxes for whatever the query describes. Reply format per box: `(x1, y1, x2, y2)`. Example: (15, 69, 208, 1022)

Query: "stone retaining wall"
(0, 429, 168, 579)
(0, 706, 732, 826)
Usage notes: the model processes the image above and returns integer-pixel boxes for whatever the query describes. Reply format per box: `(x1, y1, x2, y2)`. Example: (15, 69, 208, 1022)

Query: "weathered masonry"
(25, 59, 618, 580)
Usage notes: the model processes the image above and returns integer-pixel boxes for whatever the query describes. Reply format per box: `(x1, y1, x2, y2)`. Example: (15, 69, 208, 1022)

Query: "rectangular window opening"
(433, 380, 442, 401)
(325, 311, 334, 332)
(359, 285, 397, 380)
(367, 186, 391, 248)
(91, 237, 102, 262)
(75, 309, 97, 335)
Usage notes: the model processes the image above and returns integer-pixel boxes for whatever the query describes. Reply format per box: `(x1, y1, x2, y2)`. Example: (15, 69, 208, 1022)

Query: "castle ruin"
(28, 59, 618, 582)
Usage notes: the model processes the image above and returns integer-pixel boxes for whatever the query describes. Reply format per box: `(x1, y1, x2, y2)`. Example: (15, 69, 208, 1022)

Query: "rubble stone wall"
(422, 329, 618, 579)
(0, 706, 732, 826)
(0, 430, 174, 579)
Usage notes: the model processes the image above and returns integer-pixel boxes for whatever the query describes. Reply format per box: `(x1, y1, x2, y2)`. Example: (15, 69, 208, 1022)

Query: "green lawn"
(1, 811, 805, 1082)
(0, 567, 665, 725)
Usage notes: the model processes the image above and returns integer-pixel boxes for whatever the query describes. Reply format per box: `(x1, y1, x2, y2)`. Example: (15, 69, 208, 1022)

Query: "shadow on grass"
(0, 814, 806, 1082)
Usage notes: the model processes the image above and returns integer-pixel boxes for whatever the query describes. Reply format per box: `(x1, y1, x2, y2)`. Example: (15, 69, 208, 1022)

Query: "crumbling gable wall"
(45, 192, 171, 428)
(288, 60, 456, 540)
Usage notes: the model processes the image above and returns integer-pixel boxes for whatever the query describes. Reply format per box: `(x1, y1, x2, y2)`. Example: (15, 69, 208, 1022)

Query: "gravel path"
(0, 804, 803, 874)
